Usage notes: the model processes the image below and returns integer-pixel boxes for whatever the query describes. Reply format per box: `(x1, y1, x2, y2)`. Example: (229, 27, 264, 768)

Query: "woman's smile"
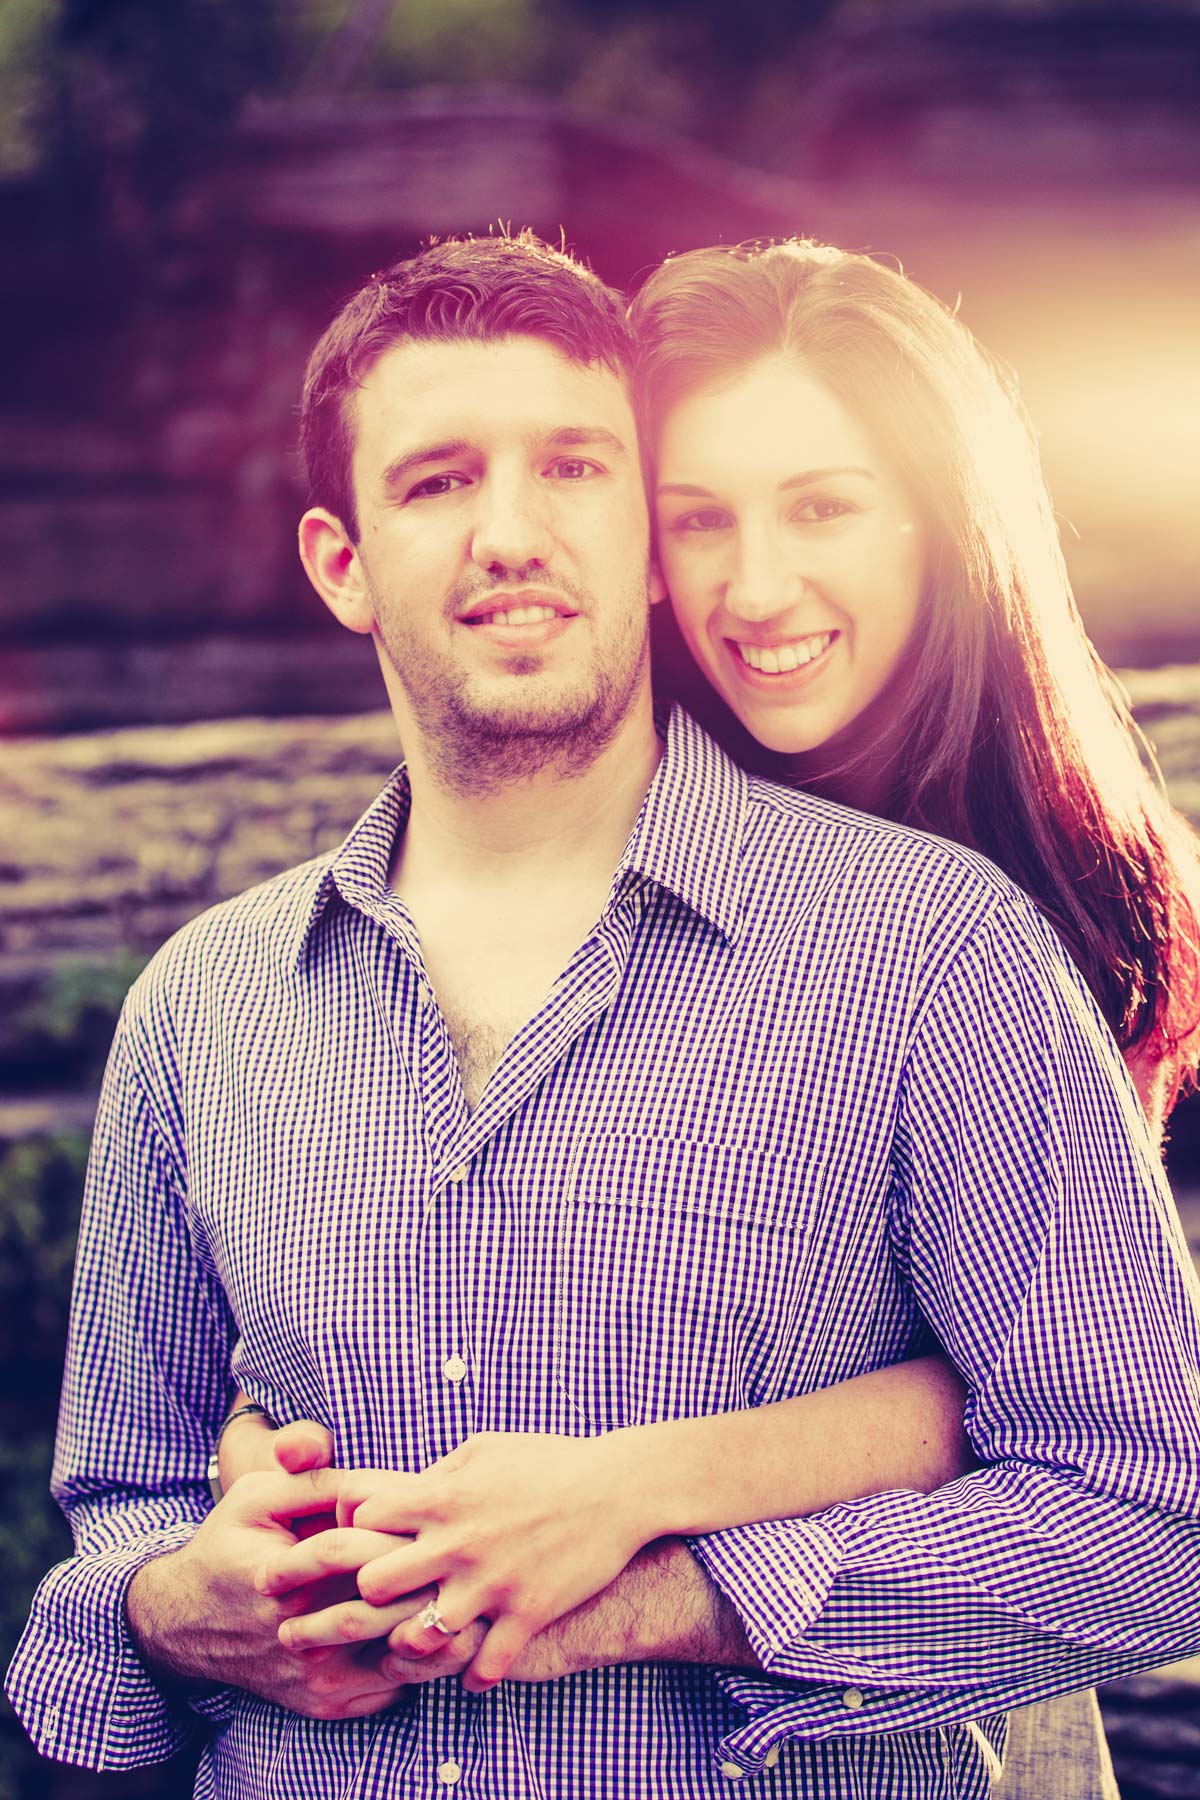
(726, 628, 839, 681)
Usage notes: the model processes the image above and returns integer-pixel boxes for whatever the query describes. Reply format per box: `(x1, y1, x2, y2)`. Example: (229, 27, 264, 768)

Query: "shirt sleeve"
(690, 893, 1200, 1769)
(4, 1010, 239, 1769)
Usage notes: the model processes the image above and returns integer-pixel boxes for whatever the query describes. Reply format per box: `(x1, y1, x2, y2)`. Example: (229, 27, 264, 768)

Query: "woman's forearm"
(221, 1356, 973, 1552)
(609, 1355, 972, 1542)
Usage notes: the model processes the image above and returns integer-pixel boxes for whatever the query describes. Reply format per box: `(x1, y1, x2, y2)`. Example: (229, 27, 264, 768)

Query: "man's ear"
(298, 508, 376, 635)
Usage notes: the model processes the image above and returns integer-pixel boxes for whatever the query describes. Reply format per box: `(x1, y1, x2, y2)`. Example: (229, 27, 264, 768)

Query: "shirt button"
(442, 1354, 468, 1383)
(764, 1745, 780, 1768)
(842, 1686, 865, 1711)
(446, 1164, 469, 1184)
(720, 1761, 744, 1780)
(437, 1761, 462, 1785)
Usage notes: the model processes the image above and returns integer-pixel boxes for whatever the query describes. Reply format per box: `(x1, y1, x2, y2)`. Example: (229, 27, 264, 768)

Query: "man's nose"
(469, 476, 553, 573)
(723, 529, 804, 624)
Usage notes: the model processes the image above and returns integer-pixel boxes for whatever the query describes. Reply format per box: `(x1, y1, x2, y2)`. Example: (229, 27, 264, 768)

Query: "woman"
(223, 239, 1200, 1794)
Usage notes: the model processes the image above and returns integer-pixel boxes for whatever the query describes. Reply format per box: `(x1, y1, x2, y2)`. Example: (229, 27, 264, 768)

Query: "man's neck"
(390, 699, 664, 894)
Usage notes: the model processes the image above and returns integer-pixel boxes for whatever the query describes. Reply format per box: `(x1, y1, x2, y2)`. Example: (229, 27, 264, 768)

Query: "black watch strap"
(206, 1402, 278, 1503)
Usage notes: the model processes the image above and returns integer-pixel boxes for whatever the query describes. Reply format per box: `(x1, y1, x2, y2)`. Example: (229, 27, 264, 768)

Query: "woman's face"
(655, 354, 929, 755)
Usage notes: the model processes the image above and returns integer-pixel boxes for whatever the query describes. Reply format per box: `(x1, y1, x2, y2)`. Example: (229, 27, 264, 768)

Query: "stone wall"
(3, 665, 1198, 1137)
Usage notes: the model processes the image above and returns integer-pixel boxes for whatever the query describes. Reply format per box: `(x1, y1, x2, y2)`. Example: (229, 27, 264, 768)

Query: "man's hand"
(125, 1469, 426, 1720)
(218, 1402, 337, 1490)
(217, 1403, 338, 1542)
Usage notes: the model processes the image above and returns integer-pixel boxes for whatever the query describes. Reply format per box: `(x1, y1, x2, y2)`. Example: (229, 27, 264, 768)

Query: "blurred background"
(1, 1, 1198, 1794)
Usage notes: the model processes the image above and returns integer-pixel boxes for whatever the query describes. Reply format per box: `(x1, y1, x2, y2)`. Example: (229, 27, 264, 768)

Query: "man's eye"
(407, 473, 470, 501)
(792, 497, 852, 523)
(547, 458, 601, 481)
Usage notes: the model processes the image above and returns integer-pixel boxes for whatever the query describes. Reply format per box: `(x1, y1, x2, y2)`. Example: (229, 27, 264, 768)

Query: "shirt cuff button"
(842, 1687, 865, 1711)
(720, 1760, 745, 1780)
(764, 1745, 780, 1768)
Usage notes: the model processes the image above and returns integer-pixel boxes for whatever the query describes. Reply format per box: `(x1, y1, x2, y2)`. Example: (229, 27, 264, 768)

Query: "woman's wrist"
(599, 1421, 708, 1543)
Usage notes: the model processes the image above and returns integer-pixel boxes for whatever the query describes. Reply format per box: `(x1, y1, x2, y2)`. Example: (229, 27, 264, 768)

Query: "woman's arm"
(617, 1354, 971, 1535)
(220, 1355, 970, 1516)
(245, 1355, 972, 1687)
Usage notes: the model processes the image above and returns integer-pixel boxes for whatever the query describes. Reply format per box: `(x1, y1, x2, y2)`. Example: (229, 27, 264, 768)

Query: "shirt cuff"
(5, 1527, 226, 1768)
(689, 1514, 865, 1775)
(688, 1514, 845, 1669)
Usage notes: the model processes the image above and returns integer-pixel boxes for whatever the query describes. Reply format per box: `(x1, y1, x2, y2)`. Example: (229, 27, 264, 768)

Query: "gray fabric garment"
(995, 1692, 1120, 1799)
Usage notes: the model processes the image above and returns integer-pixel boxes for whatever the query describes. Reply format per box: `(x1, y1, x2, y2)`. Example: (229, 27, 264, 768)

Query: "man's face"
(347, 335, 655, 783)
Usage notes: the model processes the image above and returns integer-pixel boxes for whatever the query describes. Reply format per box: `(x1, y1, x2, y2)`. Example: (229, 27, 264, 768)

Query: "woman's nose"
(724, 533, 803, 623)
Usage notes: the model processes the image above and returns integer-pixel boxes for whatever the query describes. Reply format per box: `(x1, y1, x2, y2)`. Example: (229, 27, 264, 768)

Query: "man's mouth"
(466, 603, 566, 629)
(730, 630, 837, 676)
(457, 590, 579, 629)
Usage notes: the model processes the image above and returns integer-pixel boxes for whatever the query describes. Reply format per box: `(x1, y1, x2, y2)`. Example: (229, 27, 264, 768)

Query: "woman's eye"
(671, 508, 731, 533)
(792, 496, 852, 523)
(547, 457, 601, 481)
(407, 473, 470, 501)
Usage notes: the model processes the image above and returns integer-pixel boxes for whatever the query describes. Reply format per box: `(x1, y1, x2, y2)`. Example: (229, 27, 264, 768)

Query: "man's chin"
(451, 677, 607, 743)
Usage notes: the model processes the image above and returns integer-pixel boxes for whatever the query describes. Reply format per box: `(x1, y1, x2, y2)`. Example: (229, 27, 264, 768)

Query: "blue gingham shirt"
(8, 707, 1200, 1798)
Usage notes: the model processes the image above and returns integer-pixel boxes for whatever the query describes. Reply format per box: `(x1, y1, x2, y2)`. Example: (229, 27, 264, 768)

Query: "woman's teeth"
(736, 632, 834, 674)
(475, 604, 560, 627)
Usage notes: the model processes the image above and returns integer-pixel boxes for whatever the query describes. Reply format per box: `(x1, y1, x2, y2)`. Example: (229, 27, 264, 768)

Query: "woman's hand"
(270, 1430, 654, 1691)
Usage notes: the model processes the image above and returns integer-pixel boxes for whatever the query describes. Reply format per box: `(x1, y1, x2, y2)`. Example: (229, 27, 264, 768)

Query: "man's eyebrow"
(539, 426, 629, 457)
(657, 466, 876, 498)
(381, 440, 474, 490)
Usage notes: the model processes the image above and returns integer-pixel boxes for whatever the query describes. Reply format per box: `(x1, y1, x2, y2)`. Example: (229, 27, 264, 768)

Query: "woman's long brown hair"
(632, 240, 1200, 1100)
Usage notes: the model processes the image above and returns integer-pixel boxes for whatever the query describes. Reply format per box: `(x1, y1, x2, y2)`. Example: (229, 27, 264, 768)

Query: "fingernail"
(253, 1566, 268, 1593)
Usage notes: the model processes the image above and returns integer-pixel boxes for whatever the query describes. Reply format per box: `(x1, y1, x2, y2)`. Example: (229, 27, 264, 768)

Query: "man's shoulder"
(124, 850, 335, 1024)
(741, 771, 1020, 917)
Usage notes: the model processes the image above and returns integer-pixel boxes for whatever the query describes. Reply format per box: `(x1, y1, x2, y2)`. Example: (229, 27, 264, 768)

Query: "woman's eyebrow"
(658, 465, 877, 499)
(778, 465, 876, 490)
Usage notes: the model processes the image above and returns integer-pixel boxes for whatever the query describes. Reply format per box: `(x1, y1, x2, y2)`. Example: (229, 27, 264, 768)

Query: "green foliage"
(382, 0, 542, 84)
(0, 0, 60, 176)
(1, 951, 147, 1087)
(0, 0, 844, 189)
(23, 951, 146, 1049)
(0, 1131, 86, 1796)
(0, 1128, 91, 1370)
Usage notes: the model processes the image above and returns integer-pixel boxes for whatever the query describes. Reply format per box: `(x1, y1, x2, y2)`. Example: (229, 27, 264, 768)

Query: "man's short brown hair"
(299, 231, 634, 541)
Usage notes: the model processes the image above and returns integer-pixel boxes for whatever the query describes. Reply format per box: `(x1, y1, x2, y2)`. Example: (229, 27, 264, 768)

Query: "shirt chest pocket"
(554, 1132, 819, 1429)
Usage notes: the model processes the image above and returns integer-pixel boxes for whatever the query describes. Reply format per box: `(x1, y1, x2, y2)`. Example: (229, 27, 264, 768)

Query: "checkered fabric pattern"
(7, 707, 1200, 1798)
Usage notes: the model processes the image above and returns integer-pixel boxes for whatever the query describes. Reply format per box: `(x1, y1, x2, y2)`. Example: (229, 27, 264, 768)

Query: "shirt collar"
(289, 765, 412, 969)
(289, 704, 748, 968)
(616, 705, 746, 942)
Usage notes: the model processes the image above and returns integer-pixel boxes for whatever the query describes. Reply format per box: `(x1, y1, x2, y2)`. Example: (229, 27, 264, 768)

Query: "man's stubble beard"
(368, 567, 654, 795)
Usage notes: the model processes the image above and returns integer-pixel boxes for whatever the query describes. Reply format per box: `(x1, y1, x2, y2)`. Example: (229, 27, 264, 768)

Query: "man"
(7, 233, 1200, 1798)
